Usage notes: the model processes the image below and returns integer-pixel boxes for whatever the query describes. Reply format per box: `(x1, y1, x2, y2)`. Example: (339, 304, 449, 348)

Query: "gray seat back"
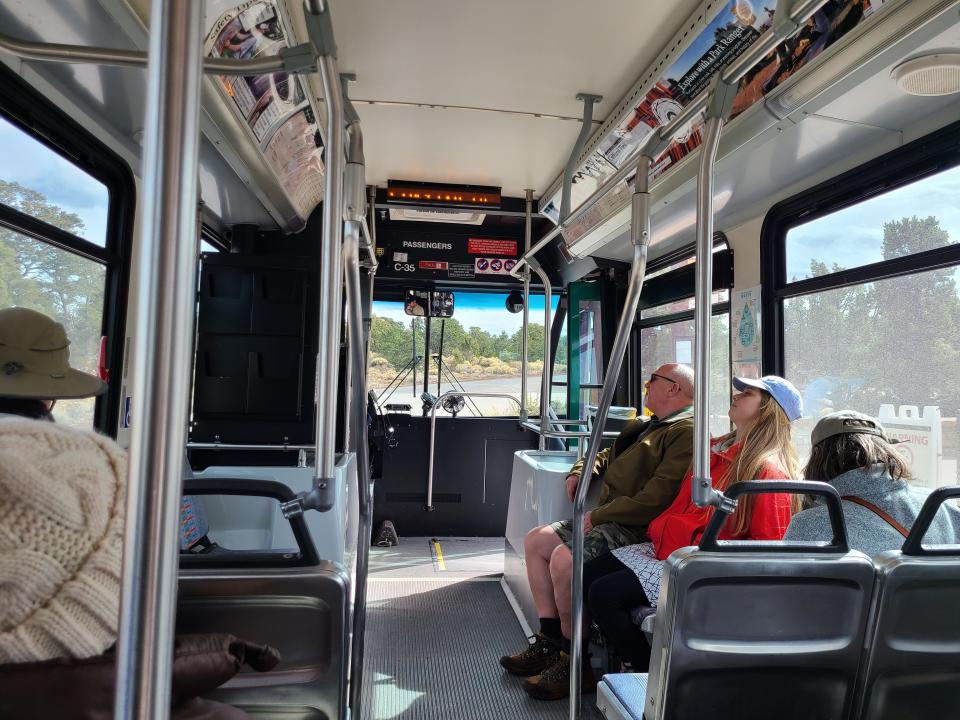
(645, 481, 876, 720)
(857, 486, 960, 720)
(177, 477, 347, 720)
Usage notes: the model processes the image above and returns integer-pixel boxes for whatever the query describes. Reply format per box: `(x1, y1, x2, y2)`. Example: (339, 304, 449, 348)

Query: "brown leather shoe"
(523, 651, 597, 701)
(499, 633, 562, 676)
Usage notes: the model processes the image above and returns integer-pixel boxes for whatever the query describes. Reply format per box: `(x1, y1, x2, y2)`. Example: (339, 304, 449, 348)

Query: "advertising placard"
(542, 1, 889, 243)
(731, 285, 761, 379)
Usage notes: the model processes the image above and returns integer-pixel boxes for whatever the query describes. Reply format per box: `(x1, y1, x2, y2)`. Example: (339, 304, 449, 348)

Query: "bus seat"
(597, 481, 875, 720)
(177, 478, 346, 720)
(596, 673, 648, 720)
(856, 486, 960, 720)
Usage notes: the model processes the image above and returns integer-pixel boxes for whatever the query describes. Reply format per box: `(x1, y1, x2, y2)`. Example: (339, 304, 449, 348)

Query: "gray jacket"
(784, 464, 960, 556)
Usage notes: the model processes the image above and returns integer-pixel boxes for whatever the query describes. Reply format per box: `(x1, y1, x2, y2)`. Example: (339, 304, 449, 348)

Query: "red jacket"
(646, 439, 794, 560)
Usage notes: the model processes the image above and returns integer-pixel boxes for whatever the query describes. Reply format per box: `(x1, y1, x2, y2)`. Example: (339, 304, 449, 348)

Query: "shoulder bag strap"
(841, 495, 910, 538)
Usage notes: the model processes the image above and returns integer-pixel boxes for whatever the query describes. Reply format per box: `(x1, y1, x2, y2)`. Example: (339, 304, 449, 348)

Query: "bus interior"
(1, 0, 960, 718)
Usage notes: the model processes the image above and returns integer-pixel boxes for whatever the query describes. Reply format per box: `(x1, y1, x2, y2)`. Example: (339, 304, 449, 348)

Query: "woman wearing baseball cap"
(583, 375, 804, 672)
(785, 410, 960, 554)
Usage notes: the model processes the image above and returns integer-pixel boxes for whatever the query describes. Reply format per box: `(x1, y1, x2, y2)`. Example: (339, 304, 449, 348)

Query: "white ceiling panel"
(331, 0, 704, 195)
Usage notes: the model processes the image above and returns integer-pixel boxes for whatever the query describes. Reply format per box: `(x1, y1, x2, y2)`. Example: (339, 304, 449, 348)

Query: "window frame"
(762, 119, 960, 374)
(0, 65, 135, 435)
(635, 244, 733, 412)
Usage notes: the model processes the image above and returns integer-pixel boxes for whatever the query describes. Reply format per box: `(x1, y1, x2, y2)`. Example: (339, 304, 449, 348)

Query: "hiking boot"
(499, 633, 561, 676)
(523, 651, 597, 701)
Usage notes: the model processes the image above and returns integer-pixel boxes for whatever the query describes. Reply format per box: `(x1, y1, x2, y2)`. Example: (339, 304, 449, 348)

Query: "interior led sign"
(386, 180, 501, 209)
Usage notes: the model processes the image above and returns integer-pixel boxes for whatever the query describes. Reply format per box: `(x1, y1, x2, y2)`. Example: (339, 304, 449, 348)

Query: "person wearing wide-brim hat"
(785, 409, 960, 555)
(0, 306, 107, 420)
(0, 306, 126, 664)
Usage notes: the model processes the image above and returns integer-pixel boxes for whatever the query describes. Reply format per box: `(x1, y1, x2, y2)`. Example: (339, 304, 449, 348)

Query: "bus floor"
(361, 537, 604, 720)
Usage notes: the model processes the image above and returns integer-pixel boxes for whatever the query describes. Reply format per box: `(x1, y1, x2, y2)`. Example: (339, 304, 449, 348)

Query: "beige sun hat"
(0, 307, 106, 400)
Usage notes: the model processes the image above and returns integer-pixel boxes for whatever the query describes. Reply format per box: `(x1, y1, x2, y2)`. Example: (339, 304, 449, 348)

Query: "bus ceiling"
(0, 1, 958, 261)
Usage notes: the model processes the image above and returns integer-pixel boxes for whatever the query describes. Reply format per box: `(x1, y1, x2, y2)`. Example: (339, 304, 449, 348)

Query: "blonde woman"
(582, 376, 802, 673)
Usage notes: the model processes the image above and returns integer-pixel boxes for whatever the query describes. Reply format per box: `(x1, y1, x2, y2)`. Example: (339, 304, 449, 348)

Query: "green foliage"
(369, 313, 559, 382)
(785, 215, 960, 417)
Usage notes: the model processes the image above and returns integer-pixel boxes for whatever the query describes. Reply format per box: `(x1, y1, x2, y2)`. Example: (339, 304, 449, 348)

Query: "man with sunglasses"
(501, 364, 694, 698)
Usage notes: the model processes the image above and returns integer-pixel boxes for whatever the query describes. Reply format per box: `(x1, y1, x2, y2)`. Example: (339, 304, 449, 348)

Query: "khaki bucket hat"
(0, 307, 106, 400)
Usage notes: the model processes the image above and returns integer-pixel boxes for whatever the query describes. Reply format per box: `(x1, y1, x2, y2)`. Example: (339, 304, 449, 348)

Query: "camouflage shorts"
(550, 519, 647, 563)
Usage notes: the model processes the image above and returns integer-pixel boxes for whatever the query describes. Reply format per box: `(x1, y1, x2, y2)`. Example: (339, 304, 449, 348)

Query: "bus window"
(640, 302, 731, 437)
(772, 151, 960, 488)
(0, 116, 110, 247)
(368, 291, 560, 417)
(0, 125, 111, 430)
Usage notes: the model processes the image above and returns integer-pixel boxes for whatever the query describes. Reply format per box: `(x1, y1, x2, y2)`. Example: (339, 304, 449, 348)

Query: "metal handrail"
(281, 51, 344, 519)
(0, 29, 312, 75)
(569, 155, 652, 717)
(691, 113, 727, 509)
(186, 442, 314, 451)
(520, 189, 533, 422)
(113, 2, 204, 718)
(518, 420, 620, 439)
(528, 261, 553, 450)
(343, 219, 373, 719)
(425, 392, 523, 511)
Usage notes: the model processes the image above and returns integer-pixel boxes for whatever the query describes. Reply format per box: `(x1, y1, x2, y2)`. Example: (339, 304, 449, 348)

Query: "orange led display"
(386, 181, 501, 209)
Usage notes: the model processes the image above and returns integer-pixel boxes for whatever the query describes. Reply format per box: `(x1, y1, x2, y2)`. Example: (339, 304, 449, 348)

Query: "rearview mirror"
(404, 290, 454, 318)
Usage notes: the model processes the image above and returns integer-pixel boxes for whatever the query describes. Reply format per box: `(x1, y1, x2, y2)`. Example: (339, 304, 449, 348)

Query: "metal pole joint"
(280, 43, 319, 74)
(303, 0, 337, 58)
(704, 73, 739, 122)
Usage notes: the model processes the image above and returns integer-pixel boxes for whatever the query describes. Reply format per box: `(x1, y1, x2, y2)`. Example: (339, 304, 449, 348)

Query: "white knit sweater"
(0, 417, 127, 663)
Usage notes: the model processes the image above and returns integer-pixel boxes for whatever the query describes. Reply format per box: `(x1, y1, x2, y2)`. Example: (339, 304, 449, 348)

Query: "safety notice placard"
(468, 238, 518, 256)
(475, 257, 515, 275)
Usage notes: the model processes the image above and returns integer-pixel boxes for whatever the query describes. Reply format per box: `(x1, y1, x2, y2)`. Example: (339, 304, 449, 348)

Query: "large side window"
(368, 290, 560, 417)
(639, 289, 731, 437)
(0, 90, 132, 433)
(765, 122, 960, 487)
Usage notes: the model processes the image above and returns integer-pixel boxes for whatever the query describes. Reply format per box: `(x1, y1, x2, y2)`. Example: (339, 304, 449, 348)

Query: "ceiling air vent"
(892, 53, 960, 96)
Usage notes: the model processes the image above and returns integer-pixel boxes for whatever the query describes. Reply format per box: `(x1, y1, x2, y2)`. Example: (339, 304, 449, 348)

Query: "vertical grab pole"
(344, 224, 372, 719)
(315, 51, 345, 505)
(569, 155, 652, 718)
(528, 259, 552, 450)
(114, 2, 203, 718)
(691, 76, 736, 509)
(520, 189, 533, 421)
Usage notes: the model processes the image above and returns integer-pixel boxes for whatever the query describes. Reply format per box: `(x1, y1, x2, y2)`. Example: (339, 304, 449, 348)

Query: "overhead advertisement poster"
(205, 1, 326, 219)
(543, 0, 889, 246)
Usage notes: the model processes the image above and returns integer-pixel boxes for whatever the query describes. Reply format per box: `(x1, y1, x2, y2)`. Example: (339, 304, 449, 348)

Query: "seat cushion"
(600, 673, 648, 719)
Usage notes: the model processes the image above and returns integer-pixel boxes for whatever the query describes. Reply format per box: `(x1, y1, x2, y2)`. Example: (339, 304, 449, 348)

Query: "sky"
(373, 293, 560, 336)
(786, 164, 960, 284)
(0, 116, 110, 246)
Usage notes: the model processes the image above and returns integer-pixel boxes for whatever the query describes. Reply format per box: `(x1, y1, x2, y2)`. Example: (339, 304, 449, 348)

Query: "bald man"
(502, 364, 694, 699)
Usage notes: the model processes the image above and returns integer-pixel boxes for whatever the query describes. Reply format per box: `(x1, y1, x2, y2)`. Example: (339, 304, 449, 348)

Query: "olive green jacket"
(570, 408, 693, 530)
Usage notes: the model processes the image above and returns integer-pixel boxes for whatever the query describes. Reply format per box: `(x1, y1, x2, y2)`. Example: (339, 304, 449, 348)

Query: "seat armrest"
(640, 613, 656, 644)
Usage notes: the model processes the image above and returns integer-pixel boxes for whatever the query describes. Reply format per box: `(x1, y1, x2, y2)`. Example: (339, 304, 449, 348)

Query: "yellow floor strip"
(433, 540, 446, 571)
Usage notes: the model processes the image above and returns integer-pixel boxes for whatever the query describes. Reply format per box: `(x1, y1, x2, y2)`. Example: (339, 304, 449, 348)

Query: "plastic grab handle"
(699, 480, 849, 553)
(901, 485, 960, 557)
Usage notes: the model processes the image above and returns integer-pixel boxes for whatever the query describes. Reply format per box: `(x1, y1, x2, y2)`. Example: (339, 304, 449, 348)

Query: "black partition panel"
(191, 254, 315, 445)
(374, 415, 538, 537)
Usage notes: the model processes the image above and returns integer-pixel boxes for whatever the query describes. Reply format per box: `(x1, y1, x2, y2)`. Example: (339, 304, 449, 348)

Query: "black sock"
(539, 617, 561, 640)
(561, 638, 570, 653)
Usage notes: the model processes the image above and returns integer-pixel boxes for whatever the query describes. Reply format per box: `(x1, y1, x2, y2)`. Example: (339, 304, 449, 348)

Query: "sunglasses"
(645, 372, 677, 388)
